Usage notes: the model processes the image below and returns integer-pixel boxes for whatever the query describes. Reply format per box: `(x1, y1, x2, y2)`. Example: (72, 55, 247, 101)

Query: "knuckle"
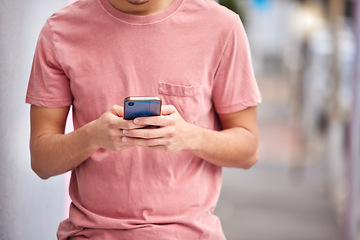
(166, 138, 173, 146)
(170, 105, 176, 111)
(164, 144, 174, 152)
(109, 133, 117, 140)
(168, 130, 175, 138)
(166, 126, 175, 137)
(122, 129, 132, 137)
(108, 119, 116, 128)
(110, 105, 118, 111)
(121, 121, 133, 130)
(163, 144, 170, 151)
(103, 115, 116, 128)
(168, 117, 176, 125)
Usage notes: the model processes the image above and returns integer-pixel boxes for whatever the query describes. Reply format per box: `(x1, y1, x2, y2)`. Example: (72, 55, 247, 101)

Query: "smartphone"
(124, 96, 162, 120)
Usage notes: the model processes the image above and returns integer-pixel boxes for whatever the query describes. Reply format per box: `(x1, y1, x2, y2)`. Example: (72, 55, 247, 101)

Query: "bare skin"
(122, 105, 259, 168)
(30, 104, 259, 179)
(30, 105, 137, 179)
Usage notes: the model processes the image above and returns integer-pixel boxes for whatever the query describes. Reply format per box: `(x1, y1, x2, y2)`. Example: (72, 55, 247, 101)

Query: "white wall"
(0, 1, 68, 239)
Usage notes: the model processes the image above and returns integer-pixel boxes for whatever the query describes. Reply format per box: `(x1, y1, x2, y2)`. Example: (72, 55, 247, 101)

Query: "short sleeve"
(212, 16, 261, 114)
(26, 20, 73, 108)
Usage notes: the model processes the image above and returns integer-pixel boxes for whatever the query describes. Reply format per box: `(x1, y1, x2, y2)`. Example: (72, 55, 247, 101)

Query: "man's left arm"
(122, 105, 259, 169)
(191, 106, 259, 169)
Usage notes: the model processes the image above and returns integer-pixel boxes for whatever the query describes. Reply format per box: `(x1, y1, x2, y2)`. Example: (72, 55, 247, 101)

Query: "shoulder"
(46, 0, 96, 28)
(183, 0, 241, 27)
(41, 0, 101, 45)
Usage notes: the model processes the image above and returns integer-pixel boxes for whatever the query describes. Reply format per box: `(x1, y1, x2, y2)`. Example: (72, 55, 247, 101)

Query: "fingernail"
(122, 137, 128, 143)
(134, 119, 139, 124)
(123, 129, 128, 134)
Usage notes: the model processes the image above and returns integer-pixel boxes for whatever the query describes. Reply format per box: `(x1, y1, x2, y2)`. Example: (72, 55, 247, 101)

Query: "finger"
(106, 114, 139, 130)
(105, 113, 142, 130)
(161, 105, 177, 115)
(120, 119, 145, 130)
(123, 126, 172, 139)
(134, 115, 175, 127)
(110, 105, 124, 117)
(122, 137, 167, 148)
(146, 145, 167, 151)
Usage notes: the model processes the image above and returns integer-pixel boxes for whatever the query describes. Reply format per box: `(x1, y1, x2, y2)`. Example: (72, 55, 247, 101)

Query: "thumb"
(110, 105, 124, 117)
(161, 105, 177, 116)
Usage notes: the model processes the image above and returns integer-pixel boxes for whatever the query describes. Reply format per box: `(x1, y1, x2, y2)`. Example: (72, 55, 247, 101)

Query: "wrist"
(184, 123, 204, 152)
(82, 119, 101, 151)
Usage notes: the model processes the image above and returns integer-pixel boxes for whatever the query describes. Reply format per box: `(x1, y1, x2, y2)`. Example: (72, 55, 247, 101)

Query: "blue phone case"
(124, 97, 162, 120)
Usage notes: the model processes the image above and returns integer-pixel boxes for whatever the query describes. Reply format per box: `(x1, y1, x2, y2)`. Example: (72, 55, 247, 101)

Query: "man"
(26, 0, 261, 239)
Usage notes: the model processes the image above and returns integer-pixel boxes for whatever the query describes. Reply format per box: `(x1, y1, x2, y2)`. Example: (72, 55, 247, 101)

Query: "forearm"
(30, 105, 137, 179)
(30, 121, 98, 179)
(188, 124, 259, 169)
(121, 105, 259, 168)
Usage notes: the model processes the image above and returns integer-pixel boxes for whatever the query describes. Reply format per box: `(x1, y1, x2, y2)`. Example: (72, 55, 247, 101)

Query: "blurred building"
(237, 0, 360, 239)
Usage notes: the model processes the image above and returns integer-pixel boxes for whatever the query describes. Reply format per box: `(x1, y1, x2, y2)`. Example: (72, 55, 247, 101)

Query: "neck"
(108, 0, 175, 16)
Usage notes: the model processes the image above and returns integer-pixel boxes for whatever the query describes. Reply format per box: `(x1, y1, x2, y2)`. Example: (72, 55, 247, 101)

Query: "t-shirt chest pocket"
(158, 82, 203, 124)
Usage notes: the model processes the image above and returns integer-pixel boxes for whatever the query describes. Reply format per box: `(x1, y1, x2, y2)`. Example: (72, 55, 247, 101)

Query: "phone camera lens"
(128, 102, 134, 106)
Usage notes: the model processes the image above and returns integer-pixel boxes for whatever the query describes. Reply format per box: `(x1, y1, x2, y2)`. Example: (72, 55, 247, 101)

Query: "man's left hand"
(122, 105, 195, 152)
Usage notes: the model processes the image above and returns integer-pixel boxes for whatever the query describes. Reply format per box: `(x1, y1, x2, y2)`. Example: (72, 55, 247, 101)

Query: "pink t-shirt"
(26, 0, 261, 239)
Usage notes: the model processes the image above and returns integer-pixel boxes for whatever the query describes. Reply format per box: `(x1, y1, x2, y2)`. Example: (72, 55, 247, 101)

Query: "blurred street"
(214, 1, 360, 239)
(215, 76, 343, 240)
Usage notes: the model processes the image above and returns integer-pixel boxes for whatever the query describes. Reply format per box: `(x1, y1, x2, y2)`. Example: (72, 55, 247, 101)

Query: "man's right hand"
(89, 105, 140, 151)
(29, 104, 138, 179)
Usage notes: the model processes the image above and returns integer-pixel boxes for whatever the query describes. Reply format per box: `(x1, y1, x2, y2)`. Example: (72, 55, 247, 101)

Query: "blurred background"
(0, 0, 359, 239)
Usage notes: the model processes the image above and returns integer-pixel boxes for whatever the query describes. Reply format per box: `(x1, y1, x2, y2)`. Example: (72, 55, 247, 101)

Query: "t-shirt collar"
(98, 0, 184, 25)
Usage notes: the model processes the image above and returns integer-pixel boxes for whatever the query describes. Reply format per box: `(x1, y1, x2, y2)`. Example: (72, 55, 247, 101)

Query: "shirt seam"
(46, 18, 64, 72)
(211, 15, 240, 87)
(26, 94, 73, 103)
(216, 97, 262, 113)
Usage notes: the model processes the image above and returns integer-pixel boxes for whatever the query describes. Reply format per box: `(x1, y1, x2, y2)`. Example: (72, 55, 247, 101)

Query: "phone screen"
(124, 97, 162, 120)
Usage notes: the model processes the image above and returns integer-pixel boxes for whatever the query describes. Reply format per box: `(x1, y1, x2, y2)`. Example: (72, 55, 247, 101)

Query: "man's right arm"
(29, 105, 136, 179)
